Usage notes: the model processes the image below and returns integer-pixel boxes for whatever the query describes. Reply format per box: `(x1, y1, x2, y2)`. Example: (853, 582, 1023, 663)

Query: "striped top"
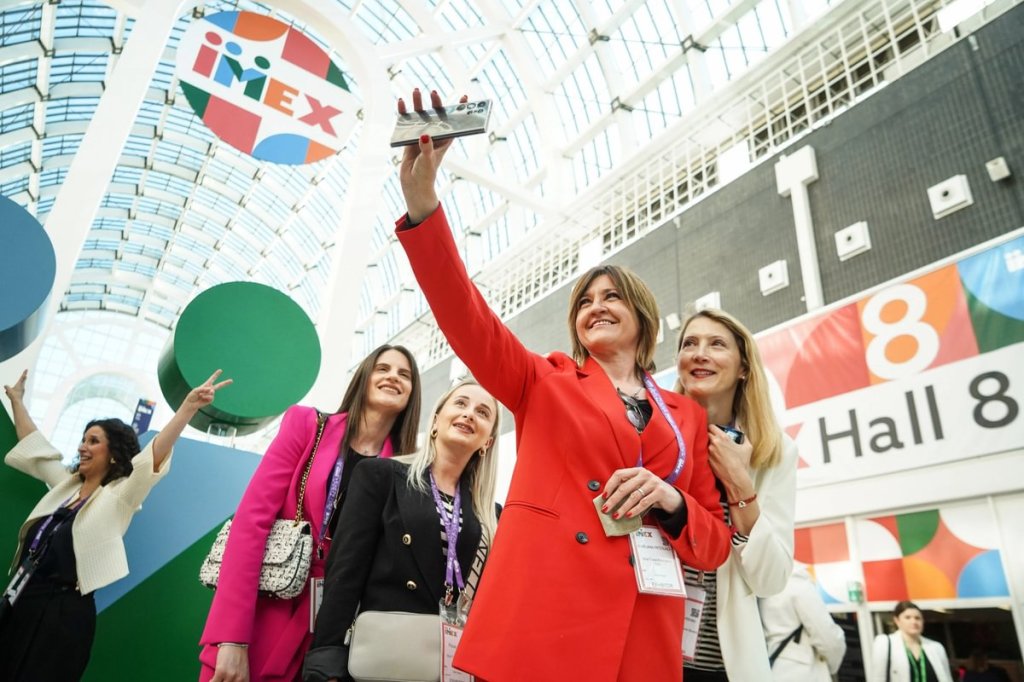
(683, 493, 731, 671)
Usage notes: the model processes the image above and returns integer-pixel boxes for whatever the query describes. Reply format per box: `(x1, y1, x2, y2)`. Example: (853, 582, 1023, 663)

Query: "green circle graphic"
(158, 282, 321, 434)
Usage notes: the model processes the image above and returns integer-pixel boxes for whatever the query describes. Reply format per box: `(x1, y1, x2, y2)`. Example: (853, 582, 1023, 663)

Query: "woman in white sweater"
(674, 308, 797, 681)
(870, 601, 953, 682)
(1, 368, 231, 681)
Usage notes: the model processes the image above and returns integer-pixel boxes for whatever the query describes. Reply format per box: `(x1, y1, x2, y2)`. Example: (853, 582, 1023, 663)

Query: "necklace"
(617, 386, 643, 400)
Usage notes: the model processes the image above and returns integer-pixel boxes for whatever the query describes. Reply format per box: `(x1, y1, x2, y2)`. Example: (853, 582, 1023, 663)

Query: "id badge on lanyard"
(308, 577, 324, 632)
(681, 580, 707, 661)
(628, 525, 686, 597)
(440, 621, 474, 682)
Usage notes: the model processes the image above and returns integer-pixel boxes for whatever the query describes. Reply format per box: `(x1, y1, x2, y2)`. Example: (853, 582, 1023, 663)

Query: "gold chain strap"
(293, 411, 328, 525)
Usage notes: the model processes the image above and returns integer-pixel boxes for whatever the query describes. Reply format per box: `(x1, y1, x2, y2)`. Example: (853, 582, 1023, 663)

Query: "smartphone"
(390, 100, 492, 147)
(715, 425, 745, 444)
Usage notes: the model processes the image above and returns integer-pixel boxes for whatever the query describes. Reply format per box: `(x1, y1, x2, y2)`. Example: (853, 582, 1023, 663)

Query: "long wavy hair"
(336, 344, 422, 457)
(404, 380, 501, 540)
(73, 418, 140, 485)
(675, 308, 782, 469)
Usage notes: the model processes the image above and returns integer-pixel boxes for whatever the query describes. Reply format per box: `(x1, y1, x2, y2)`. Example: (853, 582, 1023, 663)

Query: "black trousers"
(0, 580, 96, 682)
(683, 667, 730, 682)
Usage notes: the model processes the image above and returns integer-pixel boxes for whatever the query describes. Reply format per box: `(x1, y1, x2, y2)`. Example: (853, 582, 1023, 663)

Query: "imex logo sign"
(175, 11, 358, 165)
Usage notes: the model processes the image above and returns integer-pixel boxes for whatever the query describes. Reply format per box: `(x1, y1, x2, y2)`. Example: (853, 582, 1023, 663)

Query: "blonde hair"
(405, 380, 501, 540)
(675, 308, 782, 469)
(566, 265, 661, 372)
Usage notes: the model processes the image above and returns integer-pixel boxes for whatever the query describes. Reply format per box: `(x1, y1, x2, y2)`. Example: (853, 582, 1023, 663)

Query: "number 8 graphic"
(861, 284, 940, 380)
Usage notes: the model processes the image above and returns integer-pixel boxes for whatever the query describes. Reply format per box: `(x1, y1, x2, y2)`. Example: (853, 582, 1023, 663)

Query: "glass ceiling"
(1, 0, 954, 447)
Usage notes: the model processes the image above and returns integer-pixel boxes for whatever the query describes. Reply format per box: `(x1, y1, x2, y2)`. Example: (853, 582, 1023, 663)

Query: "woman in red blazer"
(392, 90, 732, 682)
(199, 345, 422, 682)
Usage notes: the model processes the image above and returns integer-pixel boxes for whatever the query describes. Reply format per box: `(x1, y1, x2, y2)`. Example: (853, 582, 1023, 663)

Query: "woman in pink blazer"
(198, 345, 422, 682)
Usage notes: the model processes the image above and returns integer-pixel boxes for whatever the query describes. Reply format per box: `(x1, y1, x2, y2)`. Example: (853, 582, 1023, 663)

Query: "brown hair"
(336, 344, 422, 457)
(675, 308, 782, 469)
(566, 265, 660, 372)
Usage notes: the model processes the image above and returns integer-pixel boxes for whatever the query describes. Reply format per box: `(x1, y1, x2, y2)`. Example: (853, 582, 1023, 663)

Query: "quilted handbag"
(347, 611, 441, 682)
(199, 411, 328, 599)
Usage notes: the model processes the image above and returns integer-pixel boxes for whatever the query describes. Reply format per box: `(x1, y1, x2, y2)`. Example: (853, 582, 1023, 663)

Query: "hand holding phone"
(391, 100, 492, 147)
(715, 425, 745, 444)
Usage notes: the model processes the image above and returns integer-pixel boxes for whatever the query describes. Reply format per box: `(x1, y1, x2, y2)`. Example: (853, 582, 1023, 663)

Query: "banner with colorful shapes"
(758, 230, 1024, 481)
(793, 501, 1009, 605)
(176, 11, 358, 165)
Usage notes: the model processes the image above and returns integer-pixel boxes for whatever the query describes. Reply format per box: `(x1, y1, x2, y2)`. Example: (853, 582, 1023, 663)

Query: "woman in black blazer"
(304, 380, 501, 682)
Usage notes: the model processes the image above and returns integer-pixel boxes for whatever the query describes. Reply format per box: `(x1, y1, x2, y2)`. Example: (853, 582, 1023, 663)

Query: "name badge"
(441, 622, 474, 682)
(628, 525, 686, 597)
(681, 582, 707, 661)
(309, 577, 324, 633)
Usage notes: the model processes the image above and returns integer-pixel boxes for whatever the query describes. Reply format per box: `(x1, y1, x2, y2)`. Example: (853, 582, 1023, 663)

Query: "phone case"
(390, 100, 492, 147)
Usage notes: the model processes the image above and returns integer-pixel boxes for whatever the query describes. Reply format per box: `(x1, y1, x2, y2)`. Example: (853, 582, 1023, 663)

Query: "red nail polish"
(601, 505, 608, 513)
(626, 511, 634, 518)
(612, 513, 620, 520)
(602, 491, 608, 500)
(419, 134, 430, 144)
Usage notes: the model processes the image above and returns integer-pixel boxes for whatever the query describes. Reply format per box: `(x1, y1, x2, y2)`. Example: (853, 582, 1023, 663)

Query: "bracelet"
(728, 493, 757, 508)
(217, 642, 249, 649)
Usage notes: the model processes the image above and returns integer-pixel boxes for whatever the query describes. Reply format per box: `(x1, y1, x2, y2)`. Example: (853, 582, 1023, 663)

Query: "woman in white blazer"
(674, 308, 797, 681)
(870, 601, 953, 682)
(760, 565, 847, 681)
(1, 368, 230, 681)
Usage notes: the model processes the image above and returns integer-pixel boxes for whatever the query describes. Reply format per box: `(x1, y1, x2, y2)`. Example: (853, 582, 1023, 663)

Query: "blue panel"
(957, 550, 1010, 598)
(958, 235, 1024, 320)
(95, 431, 261, 612)
(0, 195, 56, 362)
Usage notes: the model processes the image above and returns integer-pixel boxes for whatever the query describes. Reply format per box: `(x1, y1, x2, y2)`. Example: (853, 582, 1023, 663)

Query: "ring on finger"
(637, 487, 646, 497)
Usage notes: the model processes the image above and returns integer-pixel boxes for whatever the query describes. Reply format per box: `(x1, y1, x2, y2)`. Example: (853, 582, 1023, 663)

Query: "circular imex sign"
(176, 11, 358, 165)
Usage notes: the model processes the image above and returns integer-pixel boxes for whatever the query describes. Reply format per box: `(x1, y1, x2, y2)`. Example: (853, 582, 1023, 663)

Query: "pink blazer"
(198, 405, 394, 681)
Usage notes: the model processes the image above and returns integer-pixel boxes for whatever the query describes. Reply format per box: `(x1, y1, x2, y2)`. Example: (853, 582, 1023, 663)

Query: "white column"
(775, 145, 824, 311)
(0, 0, 191, 406)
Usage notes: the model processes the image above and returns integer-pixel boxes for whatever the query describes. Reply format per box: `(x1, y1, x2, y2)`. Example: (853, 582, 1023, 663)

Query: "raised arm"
(150, 369, 232, 471)
(394, 90, 545, 413)
(3, 370, 39, 441)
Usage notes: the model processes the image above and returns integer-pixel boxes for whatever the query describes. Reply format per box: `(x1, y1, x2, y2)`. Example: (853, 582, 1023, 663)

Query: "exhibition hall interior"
(0, 0, 1021, 679)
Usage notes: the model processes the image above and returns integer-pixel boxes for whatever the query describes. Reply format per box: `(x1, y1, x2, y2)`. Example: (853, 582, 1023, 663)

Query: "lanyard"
(28, 493, 88, 556)
(320, 453, 347, 543)
(634, 373, 687, 485)
(906, 646, 927, 682)
(428, 471, 464, 605)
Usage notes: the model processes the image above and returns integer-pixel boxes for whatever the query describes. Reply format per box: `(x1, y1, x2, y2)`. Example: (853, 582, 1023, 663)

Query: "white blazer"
(869, 633, 953, 682)
(713, 436, 798, 680)
(5, 429, 171, 594)
(760, 566, 847, 682)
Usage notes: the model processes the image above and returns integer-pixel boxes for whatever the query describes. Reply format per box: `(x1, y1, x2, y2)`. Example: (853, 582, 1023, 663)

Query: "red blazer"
(397, 208, 731, 682)
(198, 406, 395, 682)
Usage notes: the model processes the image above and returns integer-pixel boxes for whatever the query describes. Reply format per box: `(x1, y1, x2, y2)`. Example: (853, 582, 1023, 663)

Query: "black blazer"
(304, 457, 484, 682)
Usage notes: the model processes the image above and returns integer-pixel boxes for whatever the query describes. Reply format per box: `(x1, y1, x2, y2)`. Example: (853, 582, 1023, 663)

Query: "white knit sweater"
(5, 429, 172, 595)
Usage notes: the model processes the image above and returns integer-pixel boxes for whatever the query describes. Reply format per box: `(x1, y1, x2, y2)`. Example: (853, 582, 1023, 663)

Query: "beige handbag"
(347, 611, 441, 682)
(198, 412, 328, 599)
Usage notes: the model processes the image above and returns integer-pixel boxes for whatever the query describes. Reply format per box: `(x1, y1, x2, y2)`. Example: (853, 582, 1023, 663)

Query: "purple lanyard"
(320, 454, 346, 543)
(28, 494, 88, 555)
(635, 373, 687, 485)
(428, 471, 464, 603)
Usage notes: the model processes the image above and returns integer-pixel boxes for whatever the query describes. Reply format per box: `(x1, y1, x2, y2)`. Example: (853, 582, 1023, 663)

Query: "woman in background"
(870, 601, 953, 682)
(303, 380, 501, 682)
(674, 308, 797, 681)
(200, 345, 421, 682)
(2, 368, 231, 681)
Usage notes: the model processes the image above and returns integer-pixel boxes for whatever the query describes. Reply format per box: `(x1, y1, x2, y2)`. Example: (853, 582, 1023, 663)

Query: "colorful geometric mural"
(794, 522, 857, 604)
(175, 11, 358, 164)
(855, 504, 1009, 601)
